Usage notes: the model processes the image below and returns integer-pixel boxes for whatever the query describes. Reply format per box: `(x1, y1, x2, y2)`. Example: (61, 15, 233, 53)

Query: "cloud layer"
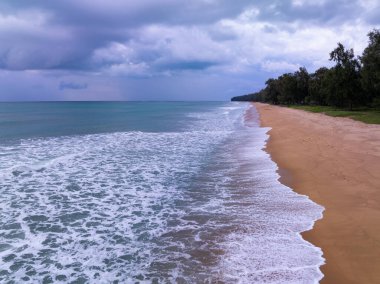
(0, 0, 379, 100)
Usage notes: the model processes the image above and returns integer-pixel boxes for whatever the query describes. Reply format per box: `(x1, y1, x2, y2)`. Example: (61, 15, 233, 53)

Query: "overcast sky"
(0, 0, 379, 101)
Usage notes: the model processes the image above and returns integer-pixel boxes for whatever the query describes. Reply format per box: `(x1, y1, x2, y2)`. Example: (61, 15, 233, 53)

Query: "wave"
(0, 103, 324, 283)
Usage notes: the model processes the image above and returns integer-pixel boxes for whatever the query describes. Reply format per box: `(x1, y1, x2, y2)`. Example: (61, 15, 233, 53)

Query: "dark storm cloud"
(0, 0, 379, 101)
(156, 60, 219, 71)
(0, 0, 377, 72)
(59, 81, 88, 91)
(1, 0, 374, 26)
(254, 0, 358, 24)
(0, 1, 250, 27)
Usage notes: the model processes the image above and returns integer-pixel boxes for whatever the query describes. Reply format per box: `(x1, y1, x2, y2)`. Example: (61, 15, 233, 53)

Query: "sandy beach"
(254, 103, 380, 284)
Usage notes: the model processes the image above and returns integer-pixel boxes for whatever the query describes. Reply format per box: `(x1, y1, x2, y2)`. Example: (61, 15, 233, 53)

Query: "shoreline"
(253, 102, 380, 284)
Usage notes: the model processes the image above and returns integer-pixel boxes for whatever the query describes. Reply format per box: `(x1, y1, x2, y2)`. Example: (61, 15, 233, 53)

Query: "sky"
(0, 0, 379, 101)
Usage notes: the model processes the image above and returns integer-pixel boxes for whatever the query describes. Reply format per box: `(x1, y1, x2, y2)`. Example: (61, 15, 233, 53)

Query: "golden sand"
(254, 103, 380, 284)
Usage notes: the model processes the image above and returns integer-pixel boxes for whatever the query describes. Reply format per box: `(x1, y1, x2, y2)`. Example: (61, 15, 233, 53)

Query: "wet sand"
(254, 103, 380, 284)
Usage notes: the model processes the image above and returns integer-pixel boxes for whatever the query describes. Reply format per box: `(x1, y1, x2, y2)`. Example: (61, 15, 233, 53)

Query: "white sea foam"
(214, 106, 325, 283)
(0, 103, 324, 283)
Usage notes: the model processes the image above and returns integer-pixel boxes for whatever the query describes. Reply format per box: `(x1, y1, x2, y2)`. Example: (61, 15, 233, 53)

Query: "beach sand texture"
(254, 103, 380, 284)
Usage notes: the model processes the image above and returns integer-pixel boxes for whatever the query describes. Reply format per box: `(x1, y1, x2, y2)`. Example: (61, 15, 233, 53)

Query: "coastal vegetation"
(232, 29, 380, 123)
(289, 105, 380, 124)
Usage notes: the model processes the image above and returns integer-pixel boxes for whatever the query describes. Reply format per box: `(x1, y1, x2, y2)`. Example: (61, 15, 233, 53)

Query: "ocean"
(0, 102, 324, 283)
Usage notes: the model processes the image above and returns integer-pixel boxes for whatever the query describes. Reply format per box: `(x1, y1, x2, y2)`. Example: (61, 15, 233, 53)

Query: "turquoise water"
(0, 102, 226, 142)
(0, 102, 324, 283)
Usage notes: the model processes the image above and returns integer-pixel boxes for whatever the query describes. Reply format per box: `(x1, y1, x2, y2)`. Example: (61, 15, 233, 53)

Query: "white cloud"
(358, 0, 380, 11)
(261, 60, 301, 72)
(92, 42, 136, 65)
(88, 12, 377, 77)
(291, 0, 327, 7)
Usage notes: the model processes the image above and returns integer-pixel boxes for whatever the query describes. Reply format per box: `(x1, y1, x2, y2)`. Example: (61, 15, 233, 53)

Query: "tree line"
(232, 29, 380, 110)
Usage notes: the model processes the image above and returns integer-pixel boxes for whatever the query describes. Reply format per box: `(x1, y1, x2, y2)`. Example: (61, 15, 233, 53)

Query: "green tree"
(308, 67, 329, 105)
(277, 73, 297, 104)
(264, 78, 280, 104)
(360, 29, 380, 107)
(294, 67, 309, 104)
(329, 43, 362, 109)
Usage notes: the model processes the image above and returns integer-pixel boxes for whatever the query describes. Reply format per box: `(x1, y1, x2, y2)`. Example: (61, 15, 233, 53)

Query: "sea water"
(0, 102, 324, 283)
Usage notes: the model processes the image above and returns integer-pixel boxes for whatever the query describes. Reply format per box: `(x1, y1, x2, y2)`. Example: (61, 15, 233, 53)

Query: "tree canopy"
(232, 29, 380, 110)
